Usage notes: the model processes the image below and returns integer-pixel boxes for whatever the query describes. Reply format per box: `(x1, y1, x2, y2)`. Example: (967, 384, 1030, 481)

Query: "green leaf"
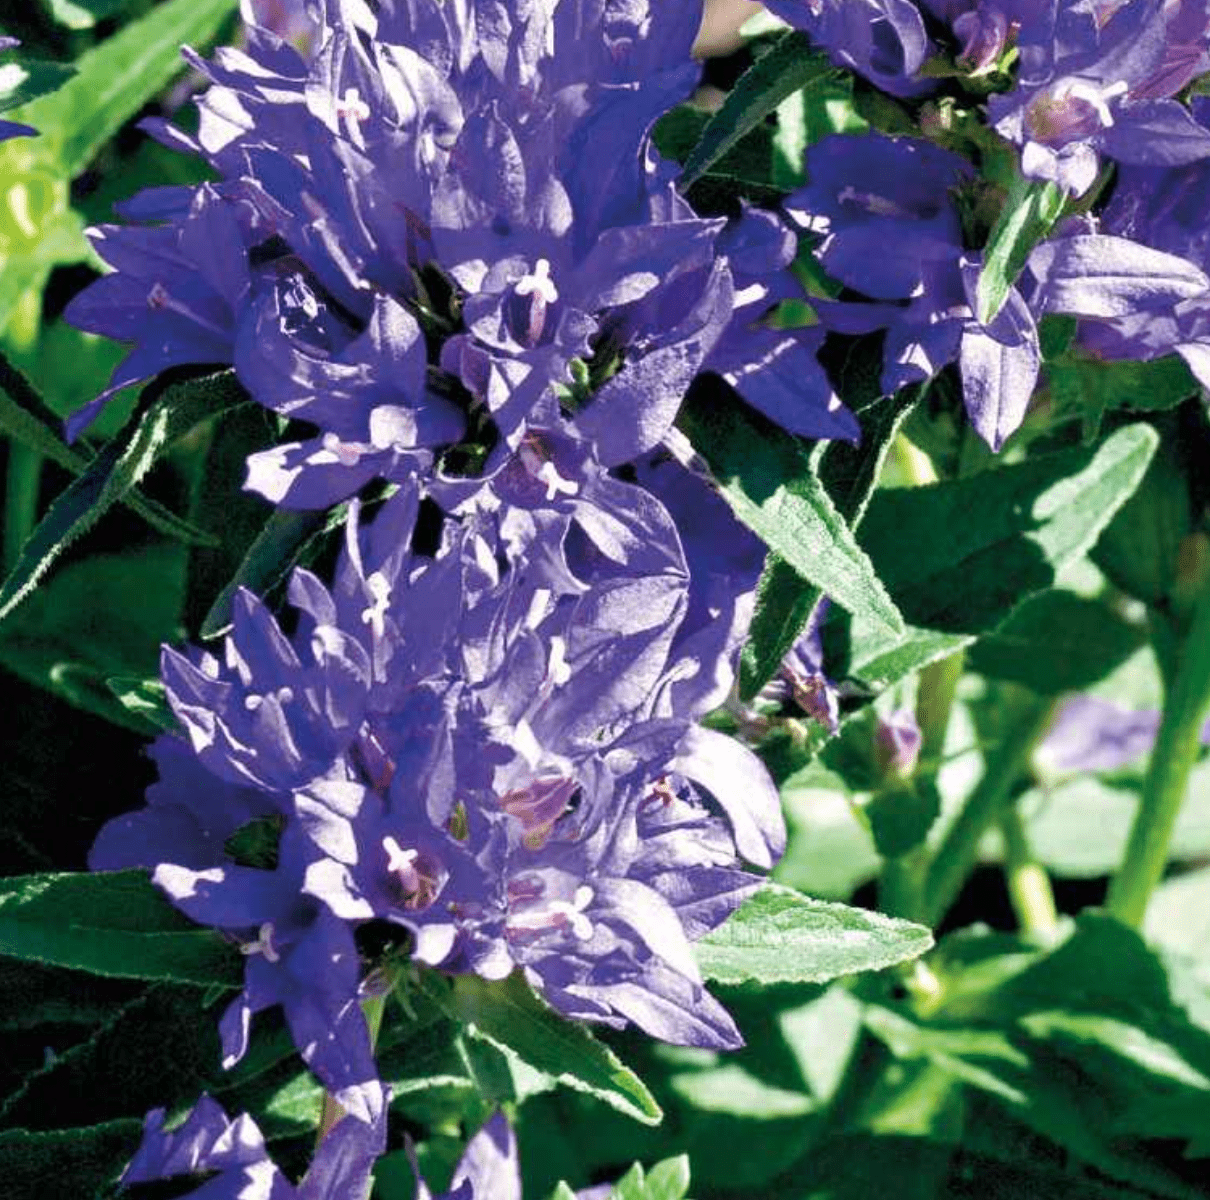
(846, 423, 1159, 688)
(738, 389, 918, 700)
(0, 870, 243, 986)
(444, 972, 661, 1126)
(0, 346, 218, 544)
(968, 590, 1146, 694)
(693, 882, 932, 985)
(1048, 354, 1199, 440)
(11, 0, 237, 172)
(200, 506, 329, 639)
(679, 383, 903, 637)
(46, 0, 139, 30)
(0, 55, 76, 115)
(976, 174, 1065, 325)
(860, 779, 943, 859)
(0, 370, 243, 625)
(104, 675, 177, 735)
(0, 543, 187, 730)
(0, 1121, 141, 1195)
(681, 30, 837, 188)
(603, 1156, 692, 1200)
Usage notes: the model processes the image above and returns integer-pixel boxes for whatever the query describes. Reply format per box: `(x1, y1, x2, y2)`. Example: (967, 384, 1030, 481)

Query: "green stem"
(999, 805, 1058, 938)
(1107, 582, 1210, 927)
(922, 692, 1055, 927)
(3, 288, 43, 573)
(917, 650, 965, 769)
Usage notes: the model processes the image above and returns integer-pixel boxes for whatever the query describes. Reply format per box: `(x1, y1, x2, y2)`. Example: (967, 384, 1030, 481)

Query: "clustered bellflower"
(73, 0, 1210, 1195)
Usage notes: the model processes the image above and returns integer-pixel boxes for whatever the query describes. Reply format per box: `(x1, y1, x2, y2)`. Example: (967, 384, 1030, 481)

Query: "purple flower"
(411, 1112, 521, 1200)
(0, 38, 38, 142)
(1033, 693, 1210, 778)
(988, 0, 1210, 195)
(763, 0, 935, 97)
(786, 133, 1043, 449)
(122, 1092, 386, 1200)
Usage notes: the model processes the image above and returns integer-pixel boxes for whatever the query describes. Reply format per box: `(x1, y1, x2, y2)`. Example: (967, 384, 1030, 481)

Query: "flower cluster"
(72, 0, 1210, 1195)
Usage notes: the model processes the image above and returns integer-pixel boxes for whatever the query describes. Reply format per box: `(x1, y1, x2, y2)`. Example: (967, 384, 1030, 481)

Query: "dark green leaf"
(681, 30, 837, 188)
(1048, 354, 1199, 440)
(0, 370, 243, 625)
(694, 882, 932, 985)
(977, 175, 1064, 325)
(200, 506, 328, 639)
(860, 779, 942, 859)
(444, 973, 661, 1125)
(0, 1120, 141, 1198)
(968, 590, 1146, 694)
(0, 870, 243, 986)
(11, 0, 238, 171)
(738, 389, 918, 700)
(104, 675, 177, 735)
(679, 383, 903, 637)
(0, 544, 187, 730)
(847, 423, 1159, 688)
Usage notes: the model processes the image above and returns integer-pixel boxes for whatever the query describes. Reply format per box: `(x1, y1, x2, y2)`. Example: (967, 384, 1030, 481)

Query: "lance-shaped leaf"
(0, 55, 75, 114)
(9, 0, 237, 172)
(693, 882, 933, 985)
(845, 423, 1158, 688)
(0, 870, 242, 986)
(444, 973, 662, 1126)
(738, 385, 918, 699)
(681, 30, 838, 188)
(976, 174, 1064, 325)
(0, 1122, 142, 1196)
(0, 348, 216, 544)
(0, 370, 245, 625)
(679, 384, 903, 637)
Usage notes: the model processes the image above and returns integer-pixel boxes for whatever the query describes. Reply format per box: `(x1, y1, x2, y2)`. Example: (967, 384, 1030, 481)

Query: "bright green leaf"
(679, 384, 903, 638)
(694, 882, 932, 985)
(11, 0, 237, 172)
(445, 973, 661, 1125)
(977, 174, 1065, 325)
(681, 30, 837, 188)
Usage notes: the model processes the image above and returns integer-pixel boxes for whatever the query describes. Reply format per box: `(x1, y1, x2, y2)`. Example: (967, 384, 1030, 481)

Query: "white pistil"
(1054, 77, 1129, 128)
(244, 686, 294, 712)
(515, 257, 559, 305)
(240, 921, 280, 964)
(321, 431, 363, 467)
(537, 460, 578, 501)
(383, 835, 418, 876)
(336, 86, 372, 146)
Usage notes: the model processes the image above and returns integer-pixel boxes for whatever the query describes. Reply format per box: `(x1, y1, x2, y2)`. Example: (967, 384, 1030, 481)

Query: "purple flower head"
(411, 1112, 521, 1200)
(988, 0, 1210, 194)
(875, 708, 923, 778)
(63, 0, 829, 503)
(0, 38, 37, 141)
(123, 1092, 386, 1200)
(764, 0, 936, 97)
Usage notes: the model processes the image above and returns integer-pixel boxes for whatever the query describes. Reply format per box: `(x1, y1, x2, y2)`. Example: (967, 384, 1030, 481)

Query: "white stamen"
(244, 686, 293, 712)
(515, 258, 559, 305)
(524, 587, 552, 631)
(1055, 77, 1129, 127)
(360, 571, 391, 639)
